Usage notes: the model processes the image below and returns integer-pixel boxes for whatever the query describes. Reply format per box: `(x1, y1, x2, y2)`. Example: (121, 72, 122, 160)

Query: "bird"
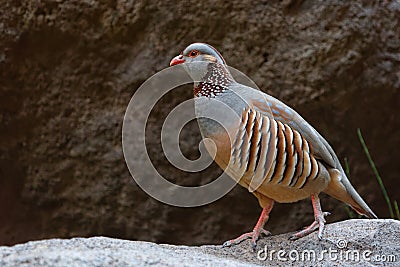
(169, 43, 377, 250)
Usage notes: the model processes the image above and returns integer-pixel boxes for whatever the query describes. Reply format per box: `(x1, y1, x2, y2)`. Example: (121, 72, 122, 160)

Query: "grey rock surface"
(0, 219, 399, 267)
(0, 238, 259, 267)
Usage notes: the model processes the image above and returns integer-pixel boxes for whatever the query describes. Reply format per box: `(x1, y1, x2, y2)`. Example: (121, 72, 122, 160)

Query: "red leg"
(289, 194, 330, 240)
(223, 201, 274, 251)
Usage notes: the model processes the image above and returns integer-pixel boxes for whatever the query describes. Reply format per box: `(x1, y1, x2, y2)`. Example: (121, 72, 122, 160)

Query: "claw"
(222, 203, 274, 251)
(222, 232, 253, 247)
(260, 229, 272, 237)
(222, 229, 269, 251)
(251, 241, 257, 252)
(289, 195, 330, 241)
(222, 241, 230, 247)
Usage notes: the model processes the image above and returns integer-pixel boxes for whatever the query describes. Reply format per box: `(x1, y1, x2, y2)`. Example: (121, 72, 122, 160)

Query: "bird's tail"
(323, 169, 377, 219)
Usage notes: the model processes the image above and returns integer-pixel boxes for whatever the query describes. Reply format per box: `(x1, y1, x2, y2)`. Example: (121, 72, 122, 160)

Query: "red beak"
(170, 55, 185, 66)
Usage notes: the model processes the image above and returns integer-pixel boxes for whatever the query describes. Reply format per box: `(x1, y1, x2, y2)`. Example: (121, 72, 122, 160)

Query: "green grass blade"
(345, 205, 355, 219)
(394, 200, 400, 220)
(357, 128, 394, 218)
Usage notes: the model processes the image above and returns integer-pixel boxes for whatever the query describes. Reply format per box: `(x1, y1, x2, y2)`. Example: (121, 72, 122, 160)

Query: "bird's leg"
(289, 194, 330, 240)
(222, 201, 274, 251)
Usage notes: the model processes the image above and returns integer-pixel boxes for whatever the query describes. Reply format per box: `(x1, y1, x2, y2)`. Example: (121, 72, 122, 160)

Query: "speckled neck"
(193, 63, 234, 98)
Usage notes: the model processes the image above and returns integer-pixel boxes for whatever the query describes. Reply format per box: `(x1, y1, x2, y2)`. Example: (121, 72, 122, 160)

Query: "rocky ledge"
(0, 219, 399, 267)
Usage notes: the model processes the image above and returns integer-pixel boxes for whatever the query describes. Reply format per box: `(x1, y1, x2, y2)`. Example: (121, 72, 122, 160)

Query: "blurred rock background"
(0, 0, 399, 246)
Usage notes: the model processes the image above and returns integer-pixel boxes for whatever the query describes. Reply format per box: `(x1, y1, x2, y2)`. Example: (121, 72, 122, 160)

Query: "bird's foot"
(289, 211, 330, 240)
(222, 228, 271, 251)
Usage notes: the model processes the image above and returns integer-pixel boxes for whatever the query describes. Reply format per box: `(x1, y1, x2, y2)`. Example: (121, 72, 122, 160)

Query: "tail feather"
(324, 169, 378, 219)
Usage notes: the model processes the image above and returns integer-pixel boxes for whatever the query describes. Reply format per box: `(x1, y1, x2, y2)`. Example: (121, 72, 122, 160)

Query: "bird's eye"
(188, 50, 199, 58)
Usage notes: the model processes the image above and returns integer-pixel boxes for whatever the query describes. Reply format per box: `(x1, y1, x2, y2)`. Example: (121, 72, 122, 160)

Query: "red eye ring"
(188, 50, 199, 58)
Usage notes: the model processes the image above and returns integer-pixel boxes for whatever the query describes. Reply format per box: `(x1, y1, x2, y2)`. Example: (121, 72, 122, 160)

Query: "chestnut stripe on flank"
(310, 156, 319, 180)
(264, 119, 278, 183)
(296, 143, 312, 189)
(249, 116, 272, 191)
(289, 130, 303, 187)
(253, 114, 264, 170)
(253, 116, 271, 182)
(246, 109, 256, 137)
(240, 110, 255, 171)
(302, 135, 310, 153)
(234, 109, 249, 167)
(299, 153, 315, 189)
(280, 124, 295, 185)
(272, 121, 287, 184)
(246, 112, 262, 173)
(293, 151, 307, 188)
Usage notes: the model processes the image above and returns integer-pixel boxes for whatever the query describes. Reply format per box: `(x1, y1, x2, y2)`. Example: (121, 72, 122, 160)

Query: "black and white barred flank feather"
(230, 107, 320, 192)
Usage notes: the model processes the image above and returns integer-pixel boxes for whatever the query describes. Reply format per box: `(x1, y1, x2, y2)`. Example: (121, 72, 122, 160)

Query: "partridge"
(169, 43, 377, 250)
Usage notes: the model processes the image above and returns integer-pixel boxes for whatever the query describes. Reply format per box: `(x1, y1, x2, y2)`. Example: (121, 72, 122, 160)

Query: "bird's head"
(170, 43, 228, 82)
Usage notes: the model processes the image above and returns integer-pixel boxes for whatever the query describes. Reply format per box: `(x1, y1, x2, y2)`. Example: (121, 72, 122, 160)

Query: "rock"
(0, 0, 399, 247)
(0, 238, 257, 267)
(0, 219, 399, 267)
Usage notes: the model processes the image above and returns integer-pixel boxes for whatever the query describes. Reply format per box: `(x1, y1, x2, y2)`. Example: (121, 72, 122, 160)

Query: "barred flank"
(231, 108, 320, 190)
